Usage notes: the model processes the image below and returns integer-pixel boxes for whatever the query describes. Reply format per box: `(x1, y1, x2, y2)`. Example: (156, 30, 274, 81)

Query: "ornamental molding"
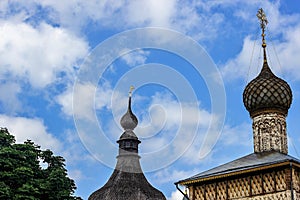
(252, 112, 287, 154)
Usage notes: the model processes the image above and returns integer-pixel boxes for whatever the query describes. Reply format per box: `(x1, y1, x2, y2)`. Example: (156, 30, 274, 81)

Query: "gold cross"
(257, 8, 268, 33)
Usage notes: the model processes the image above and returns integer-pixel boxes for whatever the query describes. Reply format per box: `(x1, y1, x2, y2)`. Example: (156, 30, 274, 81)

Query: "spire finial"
(129, 85, 135, 97)
(257, 8, 268, 50)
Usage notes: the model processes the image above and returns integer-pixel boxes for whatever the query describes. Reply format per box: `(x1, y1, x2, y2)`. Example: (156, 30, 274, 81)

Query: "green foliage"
(0, 128, 82, 200)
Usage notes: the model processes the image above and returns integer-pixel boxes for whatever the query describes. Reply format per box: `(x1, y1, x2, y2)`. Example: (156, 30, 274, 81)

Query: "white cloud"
(56, 85, 74, 117)
(61, 129, 93, 183)
(221, 22, 300, 82)
(257, 1, 299, 34)
(0, 115, 62, 152)
(220, 2, 300, 82)
(221, 36, 261, 82)
(34, 0, 177, 29)
(57, 82, 127, 122)
(125, 0, 176, 28)
(0, 82, 21, 114)
(219, 123, 252, 147)
(137, 92, 211, 136)
(68, 169, 84, 183)
(121, 49, 150, 67)
(0, 21, 88, 88)
(168, 190, 183, 200)
(61, 129, 93, 164)
(275, 25, 300, 79)
(3, 0, 298, 46)
(137, 93, 207, 154)
(32, 0, 125, 31)
(58, 82, 98, 121)
(153, 167, 198, 185)
(0, 0, 227, 41)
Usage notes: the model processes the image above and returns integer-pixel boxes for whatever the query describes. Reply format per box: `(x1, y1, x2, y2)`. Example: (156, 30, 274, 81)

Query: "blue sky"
(1, 0, 300, 199)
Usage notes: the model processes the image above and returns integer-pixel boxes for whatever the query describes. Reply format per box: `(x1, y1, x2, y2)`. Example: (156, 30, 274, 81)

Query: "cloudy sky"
(1, 0, 300, 199)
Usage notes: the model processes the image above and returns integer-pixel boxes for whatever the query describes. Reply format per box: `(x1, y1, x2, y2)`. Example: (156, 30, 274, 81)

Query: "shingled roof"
(89, 165, 166, 199)
(177, 151, 300, 185)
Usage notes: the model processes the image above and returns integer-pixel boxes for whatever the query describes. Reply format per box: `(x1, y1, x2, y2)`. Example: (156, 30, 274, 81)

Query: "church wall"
(187, 167, 299, 200)
(292, 167, 300, 199)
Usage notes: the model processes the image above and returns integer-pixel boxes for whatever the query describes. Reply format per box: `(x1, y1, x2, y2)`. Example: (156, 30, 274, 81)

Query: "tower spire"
(243, 9, 292, 154)
(257, 8, 268, 63)
(89, 87, 166, 200)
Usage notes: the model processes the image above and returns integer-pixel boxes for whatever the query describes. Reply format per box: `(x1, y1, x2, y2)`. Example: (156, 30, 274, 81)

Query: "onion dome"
(243, 9, 292, 117)
(120, 95, 138, 130)
(243, 59, 292, 117)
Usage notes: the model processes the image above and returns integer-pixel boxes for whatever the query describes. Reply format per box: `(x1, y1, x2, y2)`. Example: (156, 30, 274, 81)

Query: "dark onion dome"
(243, 58, 292, 117)
(243, 8, 293, 117)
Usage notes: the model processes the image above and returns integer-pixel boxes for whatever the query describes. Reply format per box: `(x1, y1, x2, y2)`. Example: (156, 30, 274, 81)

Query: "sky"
(0, 0, 300, 199)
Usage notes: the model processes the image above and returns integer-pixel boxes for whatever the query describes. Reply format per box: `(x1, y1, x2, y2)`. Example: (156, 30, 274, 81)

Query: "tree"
(0, 127, 82, 200)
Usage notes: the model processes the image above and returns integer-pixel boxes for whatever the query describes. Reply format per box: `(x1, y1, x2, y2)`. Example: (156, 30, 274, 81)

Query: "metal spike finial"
(129, 85, 135, 97)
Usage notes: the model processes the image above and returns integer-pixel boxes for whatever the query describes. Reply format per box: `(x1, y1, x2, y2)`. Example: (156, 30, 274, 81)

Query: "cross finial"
(129, 85, 135, 97)
(257, 8, 268, 32)
(257, 8, 268, 49)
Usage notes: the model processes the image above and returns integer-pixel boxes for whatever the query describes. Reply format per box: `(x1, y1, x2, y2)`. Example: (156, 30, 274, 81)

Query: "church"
(176, 8, 300, 200)
(88, 8, 300, 200)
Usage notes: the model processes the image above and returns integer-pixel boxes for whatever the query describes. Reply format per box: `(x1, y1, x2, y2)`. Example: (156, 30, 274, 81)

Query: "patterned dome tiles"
(243, 64, 292, 117)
